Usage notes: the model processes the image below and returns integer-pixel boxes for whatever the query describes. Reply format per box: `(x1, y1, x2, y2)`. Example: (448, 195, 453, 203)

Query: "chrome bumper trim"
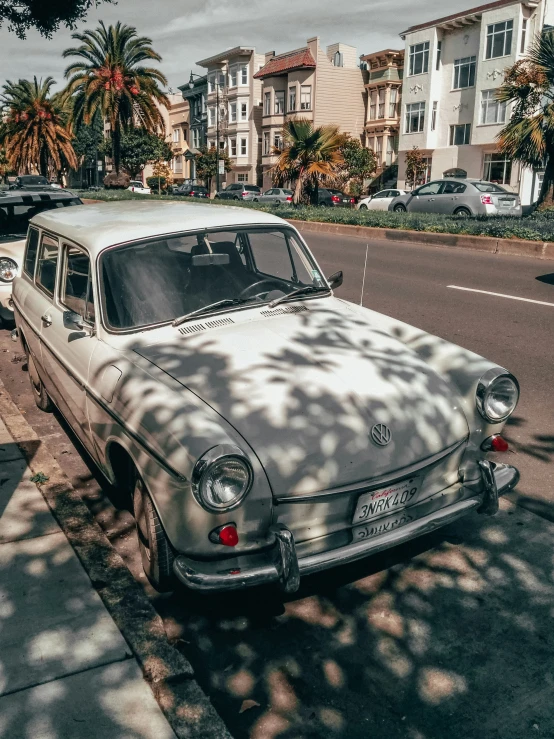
(173, 464, 519, 594)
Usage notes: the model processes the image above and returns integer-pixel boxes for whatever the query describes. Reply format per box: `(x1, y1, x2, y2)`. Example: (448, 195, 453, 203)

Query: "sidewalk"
(0, 417, 177, 739)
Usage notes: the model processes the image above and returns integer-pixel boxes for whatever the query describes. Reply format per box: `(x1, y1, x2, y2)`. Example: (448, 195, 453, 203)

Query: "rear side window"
(24, 228, 40, 277)
(473, 182, 507, 193)
(36, 234, 59, 297)
(245, 185, 259, 192)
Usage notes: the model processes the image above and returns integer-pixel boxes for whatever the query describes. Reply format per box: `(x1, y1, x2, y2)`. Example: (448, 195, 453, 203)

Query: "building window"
(300, 85, 312, 110)
(436, 40, 442, 70)
(275, 90, 285, 115)
(240, 65, 248, 85)
(389, 87, 398, 118)
(378, 89, 385, 118)
(480, 89, 507, 124)
(264, 91, 271, 116)
(229, 102, 237, 123)
(208, 74, 215, 93)
(208, 106, 215, 127)
(174, 155, 183, 173)
(238, 174, 248, 182)
(289, 86, 296, 111)
(483, 152, 512, 184)
(230, 137, 237, 156)
(453, 56, 476, 89)
(240, 137, 247, 156)
(274, 133, 282, 150)
(172, 128, 180, 143)
(486, 20, 513, 59)
(229, 66, 237, 87)
(405, 101, 425, 133)
(333, 51, 344, 67)
(263, 131, 270, 155)
(192, 128, 200, 148)
(369, 90, 377, 120)
(376, 136, 383, 163)
(409, 41, 430, 76)
(386, 137, 398, 166)
(240, 102, 248, 121)
(431, 101, 438, 131)
(450, 123, 471, 145)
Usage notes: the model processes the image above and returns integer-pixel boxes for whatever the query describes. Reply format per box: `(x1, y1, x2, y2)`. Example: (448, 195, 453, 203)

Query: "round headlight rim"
(191, 444, 253, 513)
(476, 368, 520, 424)
(0, 257, 18, 283)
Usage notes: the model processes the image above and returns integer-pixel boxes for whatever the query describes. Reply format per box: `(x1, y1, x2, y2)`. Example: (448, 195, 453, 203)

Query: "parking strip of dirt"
(0, 376, 233, 739)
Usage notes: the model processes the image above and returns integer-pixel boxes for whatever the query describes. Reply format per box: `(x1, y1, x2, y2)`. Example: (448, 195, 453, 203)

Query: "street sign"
(218, 160, 225, 175)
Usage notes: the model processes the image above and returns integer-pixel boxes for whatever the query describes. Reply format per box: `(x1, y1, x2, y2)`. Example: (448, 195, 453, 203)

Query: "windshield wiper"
(267, 285, 330, 310)
(172, 297, 256, 327)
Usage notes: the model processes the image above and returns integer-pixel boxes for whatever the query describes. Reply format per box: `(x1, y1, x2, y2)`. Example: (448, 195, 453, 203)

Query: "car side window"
(61, 245, 95, 321)
(36, 234, 59, 297)
(443, 181, 467, 194)
(374, 191, 388, 199)
(415, 182, 443, 196)
(390, 190, 400, 197)
(23, 227, 40, 277)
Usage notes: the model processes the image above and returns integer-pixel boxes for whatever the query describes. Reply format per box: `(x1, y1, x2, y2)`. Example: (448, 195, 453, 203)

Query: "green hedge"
(74, 190, 554, 242)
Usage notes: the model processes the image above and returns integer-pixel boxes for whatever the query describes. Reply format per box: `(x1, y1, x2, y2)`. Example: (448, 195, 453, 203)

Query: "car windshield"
(100, 226, 329, 331)
(19, 176, 48, 185)
(0, 199, 81, 237)
(473, 182, 509, 193)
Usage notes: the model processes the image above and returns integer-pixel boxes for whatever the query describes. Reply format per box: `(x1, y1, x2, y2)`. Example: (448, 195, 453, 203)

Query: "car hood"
(0, 236, 25, 266)
(134, 304, 469, 497)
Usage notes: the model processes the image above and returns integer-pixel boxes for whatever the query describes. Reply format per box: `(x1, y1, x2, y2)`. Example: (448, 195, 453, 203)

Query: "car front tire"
(393, 204, 407, 213)
(133, 477, 175, 592)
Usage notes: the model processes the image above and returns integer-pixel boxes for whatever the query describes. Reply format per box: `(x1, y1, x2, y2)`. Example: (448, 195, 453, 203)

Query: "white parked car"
(127, 181, 151, 195)
(12, 201, 520, 594)
(0, 190, 82, 324)
(357, 189, 409, 211)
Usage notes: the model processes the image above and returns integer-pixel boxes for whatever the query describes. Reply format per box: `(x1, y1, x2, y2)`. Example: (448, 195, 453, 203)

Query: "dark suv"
(173, 184, 209, 199)
(215, 183, 261, 201)
(9, 175, 54, 191)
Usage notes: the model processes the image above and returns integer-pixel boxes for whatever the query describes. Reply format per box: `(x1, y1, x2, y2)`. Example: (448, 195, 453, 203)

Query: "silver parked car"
(389, 179, 522, 217)
(13, 201, 519, 594)
(254, 188, 293, 205)
(215, 183, 261, 201)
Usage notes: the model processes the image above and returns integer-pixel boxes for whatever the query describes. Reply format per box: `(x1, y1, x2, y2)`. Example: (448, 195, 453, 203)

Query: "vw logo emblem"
(371, 424, 392, 447)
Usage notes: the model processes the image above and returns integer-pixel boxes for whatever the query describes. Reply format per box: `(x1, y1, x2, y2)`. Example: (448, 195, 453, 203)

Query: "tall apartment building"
(179, 75, 207, 181)
(197, 46, 265, 188)
(397, 0, 553, 204)
(254, 38, 366, 190)
(167, 93, 190, 184)
(360, 49, 404, 177)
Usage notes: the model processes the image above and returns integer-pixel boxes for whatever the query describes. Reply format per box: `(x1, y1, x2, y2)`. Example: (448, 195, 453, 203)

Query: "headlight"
(192, 445, 253, 512)
(476, 368, 519, 423)
(0, 258, 17, 282)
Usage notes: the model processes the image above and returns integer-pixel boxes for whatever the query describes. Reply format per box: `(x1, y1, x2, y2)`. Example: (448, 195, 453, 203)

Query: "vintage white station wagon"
(12, 201, 520, 593)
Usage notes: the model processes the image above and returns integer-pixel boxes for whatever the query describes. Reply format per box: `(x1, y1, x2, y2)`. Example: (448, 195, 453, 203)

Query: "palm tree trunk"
(293, 168, 304, 205)
(39, 147, 48, 178)
(537, 155, 554, 208)
(112, 125, 121, 175)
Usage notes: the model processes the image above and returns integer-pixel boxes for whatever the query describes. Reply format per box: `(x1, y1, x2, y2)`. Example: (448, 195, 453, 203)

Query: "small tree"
(150, 161, 172, 194)
(118, 129, 173, 179)
(337, 137, 377, 194)
(405, 146, 427, 190)
(195, 145, 232, 191)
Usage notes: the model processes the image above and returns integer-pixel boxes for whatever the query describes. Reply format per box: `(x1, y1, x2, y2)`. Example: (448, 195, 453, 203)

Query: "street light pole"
(215, 75, 220, 194)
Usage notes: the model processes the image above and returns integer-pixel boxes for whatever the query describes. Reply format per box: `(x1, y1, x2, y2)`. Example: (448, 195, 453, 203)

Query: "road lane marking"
(447, 285, 554, 308)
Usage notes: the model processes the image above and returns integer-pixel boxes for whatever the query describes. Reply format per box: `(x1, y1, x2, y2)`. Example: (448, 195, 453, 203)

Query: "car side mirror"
(328, 271, 343, 289)
(64, 310, 95, 336)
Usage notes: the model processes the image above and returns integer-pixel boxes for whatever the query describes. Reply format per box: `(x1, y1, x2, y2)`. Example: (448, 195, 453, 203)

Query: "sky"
(0, 0, 480, 92)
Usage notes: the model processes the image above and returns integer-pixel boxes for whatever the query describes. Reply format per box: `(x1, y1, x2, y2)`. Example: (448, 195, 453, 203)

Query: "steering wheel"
(238, 280, 284, 301)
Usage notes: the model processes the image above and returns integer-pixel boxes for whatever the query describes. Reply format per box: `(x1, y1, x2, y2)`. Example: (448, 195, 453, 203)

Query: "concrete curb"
(0, 377, 233, 739)
(287, 219, 554, 260)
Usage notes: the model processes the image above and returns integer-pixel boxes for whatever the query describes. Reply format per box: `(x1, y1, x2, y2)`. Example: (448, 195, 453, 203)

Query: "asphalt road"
(1, 235, 553, 739)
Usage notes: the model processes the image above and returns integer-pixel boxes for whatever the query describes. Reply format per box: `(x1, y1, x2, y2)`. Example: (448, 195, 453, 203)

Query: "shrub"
(146, 176, 168, 192)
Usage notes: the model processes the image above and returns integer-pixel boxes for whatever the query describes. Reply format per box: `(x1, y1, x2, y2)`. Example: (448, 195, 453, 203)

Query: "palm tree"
(271, 118, 346, 204)
(63, 21, 169, 173)
(497, 31, 554, 206)
(0, 77, 77, 177)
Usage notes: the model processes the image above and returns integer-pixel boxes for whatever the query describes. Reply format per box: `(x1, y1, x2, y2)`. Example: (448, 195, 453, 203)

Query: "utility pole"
(215, 73, 220, 194)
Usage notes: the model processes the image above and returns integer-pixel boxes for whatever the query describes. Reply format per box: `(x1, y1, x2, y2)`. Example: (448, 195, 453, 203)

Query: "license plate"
(354, 510, 415, 541)
(352, 477, 420, 525)
(500, 199, 515, 206)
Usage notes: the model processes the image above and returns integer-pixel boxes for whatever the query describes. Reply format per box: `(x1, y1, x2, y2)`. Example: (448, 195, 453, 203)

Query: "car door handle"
(41, 313, 52, 327)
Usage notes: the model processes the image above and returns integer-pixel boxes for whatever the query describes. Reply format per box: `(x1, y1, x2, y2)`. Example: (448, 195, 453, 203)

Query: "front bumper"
(173, 461, 519, 594)
(0, 286, 14, 321)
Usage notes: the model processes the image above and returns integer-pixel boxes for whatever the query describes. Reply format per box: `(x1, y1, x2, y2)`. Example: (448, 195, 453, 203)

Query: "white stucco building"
(397, 0, 554, 204)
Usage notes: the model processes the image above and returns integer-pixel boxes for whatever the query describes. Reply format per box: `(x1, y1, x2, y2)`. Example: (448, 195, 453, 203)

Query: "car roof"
(0, 190, 78, 205)
(30, 200, 293, 257)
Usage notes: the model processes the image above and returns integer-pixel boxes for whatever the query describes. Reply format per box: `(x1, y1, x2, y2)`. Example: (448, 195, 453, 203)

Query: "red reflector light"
(332, 195, 341, 202)
(350, 198, 355, 203)
(286, 196, 292, 201)
(481, 194, 493, 205)
(190, 191, 195, 195)
(491, 436, 509, 452)
(218, 525, 239, 547)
